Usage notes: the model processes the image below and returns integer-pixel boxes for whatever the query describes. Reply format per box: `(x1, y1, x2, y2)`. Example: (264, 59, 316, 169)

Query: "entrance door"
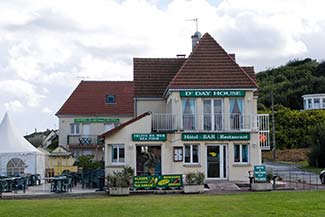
(136, 145, 161, 176)
(206, 144, 228, 179)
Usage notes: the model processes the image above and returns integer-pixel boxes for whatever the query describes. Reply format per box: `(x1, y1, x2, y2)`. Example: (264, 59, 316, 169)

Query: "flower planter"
(184, 184, 204, 194)
(109, 187, 130, 196)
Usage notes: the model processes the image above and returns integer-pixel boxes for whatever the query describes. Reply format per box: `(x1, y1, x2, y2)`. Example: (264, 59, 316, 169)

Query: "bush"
(108, 166, 134, 188)
(308, 123, 325, 168)
(185, 172, 205, 185)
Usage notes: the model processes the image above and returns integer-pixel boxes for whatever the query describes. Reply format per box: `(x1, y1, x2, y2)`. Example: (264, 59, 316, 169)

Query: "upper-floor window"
(229, 98, 243, 130)
(106, 95, 116, 104)
(182, 98, 196, 130)
(203, 99, 223, 131)
(70, 123, 80, 135)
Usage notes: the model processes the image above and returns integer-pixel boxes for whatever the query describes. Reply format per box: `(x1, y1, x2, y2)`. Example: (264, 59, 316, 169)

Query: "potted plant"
(183, 171, 205, 193)
(108, 166, 134, 196)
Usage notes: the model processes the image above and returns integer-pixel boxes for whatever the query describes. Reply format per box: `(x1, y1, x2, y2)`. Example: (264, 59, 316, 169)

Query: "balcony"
(67, 135, 103, 148)
(152, 113, 270, 150)
(152, 113, 260, 132)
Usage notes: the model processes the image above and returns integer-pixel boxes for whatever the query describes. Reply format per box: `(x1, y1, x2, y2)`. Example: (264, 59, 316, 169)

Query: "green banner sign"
(180, 90, 245, 97)
(254, 165, 266, 182)
(133, 174, 182, 189)
(132, 133, 167, 141)
(182, 133, 250, 141)
(74, 118, 120, 123)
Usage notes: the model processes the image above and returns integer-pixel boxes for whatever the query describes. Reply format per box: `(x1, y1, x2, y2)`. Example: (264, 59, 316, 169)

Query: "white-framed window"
(234, 144, 249, 163)
(182, 98, 196, 130)
(112, 144, 125, 163)
(184, 144, 199, 164)
(322, 99, 325, 109)
(203, 99, 223, 131)
(314, 98, 320, 109)
(70, 123, 80, 135)
(229, 98, 244, 130)
(308, 99, 312, 109)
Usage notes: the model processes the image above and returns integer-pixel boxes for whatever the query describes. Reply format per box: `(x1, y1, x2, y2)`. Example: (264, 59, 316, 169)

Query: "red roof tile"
(241, 66, 256, 82)
(99, 112, 150, 138)
(167, 33, 258, 90)
(134, 58, 186, 98)
(56, 81, 134, 116)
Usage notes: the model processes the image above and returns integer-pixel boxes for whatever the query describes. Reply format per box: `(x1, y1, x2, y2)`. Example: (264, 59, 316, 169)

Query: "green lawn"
(1, 191, 325, 217)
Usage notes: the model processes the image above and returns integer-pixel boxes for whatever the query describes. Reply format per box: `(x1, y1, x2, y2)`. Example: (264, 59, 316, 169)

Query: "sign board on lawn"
(254, 165, 266, 182)
(133, 174, 182, 189)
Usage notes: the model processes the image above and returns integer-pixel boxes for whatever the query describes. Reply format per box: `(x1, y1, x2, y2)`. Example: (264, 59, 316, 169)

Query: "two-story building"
(56, 81, 134, 160)
(101, 33, 269, 181)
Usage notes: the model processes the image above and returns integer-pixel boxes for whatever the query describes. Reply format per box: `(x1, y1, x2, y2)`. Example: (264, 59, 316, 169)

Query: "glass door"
(206, 144, 227, 179)
(136, 145, 161, 176)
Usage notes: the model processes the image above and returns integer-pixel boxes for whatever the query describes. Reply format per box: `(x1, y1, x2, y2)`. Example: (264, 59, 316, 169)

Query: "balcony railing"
(152, 113, 270, 149)
(67, 135, 103, 146)
(152, 113, 259, 132)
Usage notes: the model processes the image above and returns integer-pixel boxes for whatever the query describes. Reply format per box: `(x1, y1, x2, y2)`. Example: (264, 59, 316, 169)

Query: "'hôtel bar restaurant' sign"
(180, 90, 245, 97)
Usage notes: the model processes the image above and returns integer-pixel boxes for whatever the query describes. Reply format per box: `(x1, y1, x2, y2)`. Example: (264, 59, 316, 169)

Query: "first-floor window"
(184, 144, 199, 163)
(112, 144, 125, 163)
(234, 144, 249, 163)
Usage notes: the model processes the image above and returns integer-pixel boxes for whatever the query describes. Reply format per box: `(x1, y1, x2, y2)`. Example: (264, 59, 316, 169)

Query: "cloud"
(0, 80, 45, 107)
(4, 100, 23, 112)
(0, 0, 325, 133)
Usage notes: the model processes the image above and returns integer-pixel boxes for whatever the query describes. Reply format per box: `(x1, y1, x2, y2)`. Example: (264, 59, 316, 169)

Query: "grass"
(276, 160, 324, 174)
(1, 191, 325, 217)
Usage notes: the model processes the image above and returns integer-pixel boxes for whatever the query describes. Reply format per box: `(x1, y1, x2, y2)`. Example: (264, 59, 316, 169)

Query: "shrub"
(108, 166, 134, 188)
(185, 172, 205, 185)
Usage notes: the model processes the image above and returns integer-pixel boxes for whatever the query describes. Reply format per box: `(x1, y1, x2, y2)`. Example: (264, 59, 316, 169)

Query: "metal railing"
(67, 135, 103, 146)
(258, 114, 270, 150)
(152, 113, 262, 132)
(268, 169, 325, 190)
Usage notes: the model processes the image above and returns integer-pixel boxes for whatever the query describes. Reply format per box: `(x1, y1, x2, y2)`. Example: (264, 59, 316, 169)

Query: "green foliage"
(107, 166, 134, 187)
(185, 172, 205, 185)
(308, 123, 325, 168)
(267, 106, 325, 149)
(257, 58, 321, 110)
(74, 155, 104, 171)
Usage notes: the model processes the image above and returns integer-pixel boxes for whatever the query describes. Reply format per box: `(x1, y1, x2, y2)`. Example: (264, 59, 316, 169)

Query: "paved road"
(264, 162, 322, 185)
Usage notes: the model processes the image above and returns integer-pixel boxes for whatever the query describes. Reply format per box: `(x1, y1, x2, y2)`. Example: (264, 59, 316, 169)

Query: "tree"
(308, 123, 325, 168)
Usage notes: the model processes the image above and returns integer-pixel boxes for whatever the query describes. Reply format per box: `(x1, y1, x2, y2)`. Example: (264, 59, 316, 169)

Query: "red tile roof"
(241, 66, 256, 82)
(99, 112, 150, 138)
(134, 58, 186, 98)
(167, 33, 258, 90)
(56, 81, 134, 116)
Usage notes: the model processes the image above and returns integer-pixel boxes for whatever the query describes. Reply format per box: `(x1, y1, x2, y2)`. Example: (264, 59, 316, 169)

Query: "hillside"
(257, 58, 325, 110)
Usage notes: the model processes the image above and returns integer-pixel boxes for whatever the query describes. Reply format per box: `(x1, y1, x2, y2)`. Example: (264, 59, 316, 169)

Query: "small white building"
(302, 94, 325, 110)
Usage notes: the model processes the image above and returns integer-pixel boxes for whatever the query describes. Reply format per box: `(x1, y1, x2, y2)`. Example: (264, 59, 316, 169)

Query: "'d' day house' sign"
(180, 90, 245, 97)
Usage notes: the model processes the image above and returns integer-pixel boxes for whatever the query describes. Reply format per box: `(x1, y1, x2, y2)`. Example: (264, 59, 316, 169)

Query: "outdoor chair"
(63, 177, 73, 192)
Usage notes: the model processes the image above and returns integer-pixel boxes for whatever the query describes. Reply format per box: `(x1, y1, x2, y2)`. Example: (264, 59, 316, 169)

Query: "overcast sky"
(0, 0, 324, 135)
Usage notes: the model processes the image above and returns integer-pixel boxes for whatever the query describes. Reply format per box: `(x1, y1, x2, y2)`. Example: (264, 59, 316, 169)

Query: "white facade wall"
(104, 90, 262, 182)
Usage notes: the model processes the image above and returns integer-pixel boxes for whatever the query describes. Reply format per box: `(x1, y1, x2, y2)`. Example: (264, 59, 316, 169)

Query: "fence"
(268, 169, 325, 190)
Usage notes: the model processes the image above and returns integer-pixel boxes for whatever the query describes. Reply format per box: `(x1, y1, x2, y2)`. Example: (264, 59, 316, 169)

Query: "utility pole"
(271, 81, 276, 161)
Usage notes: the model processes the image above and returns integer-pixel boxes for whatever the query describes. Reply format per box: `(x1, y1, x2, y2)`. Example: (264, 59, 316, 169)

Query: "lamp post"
(271, 81, 276, 161)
